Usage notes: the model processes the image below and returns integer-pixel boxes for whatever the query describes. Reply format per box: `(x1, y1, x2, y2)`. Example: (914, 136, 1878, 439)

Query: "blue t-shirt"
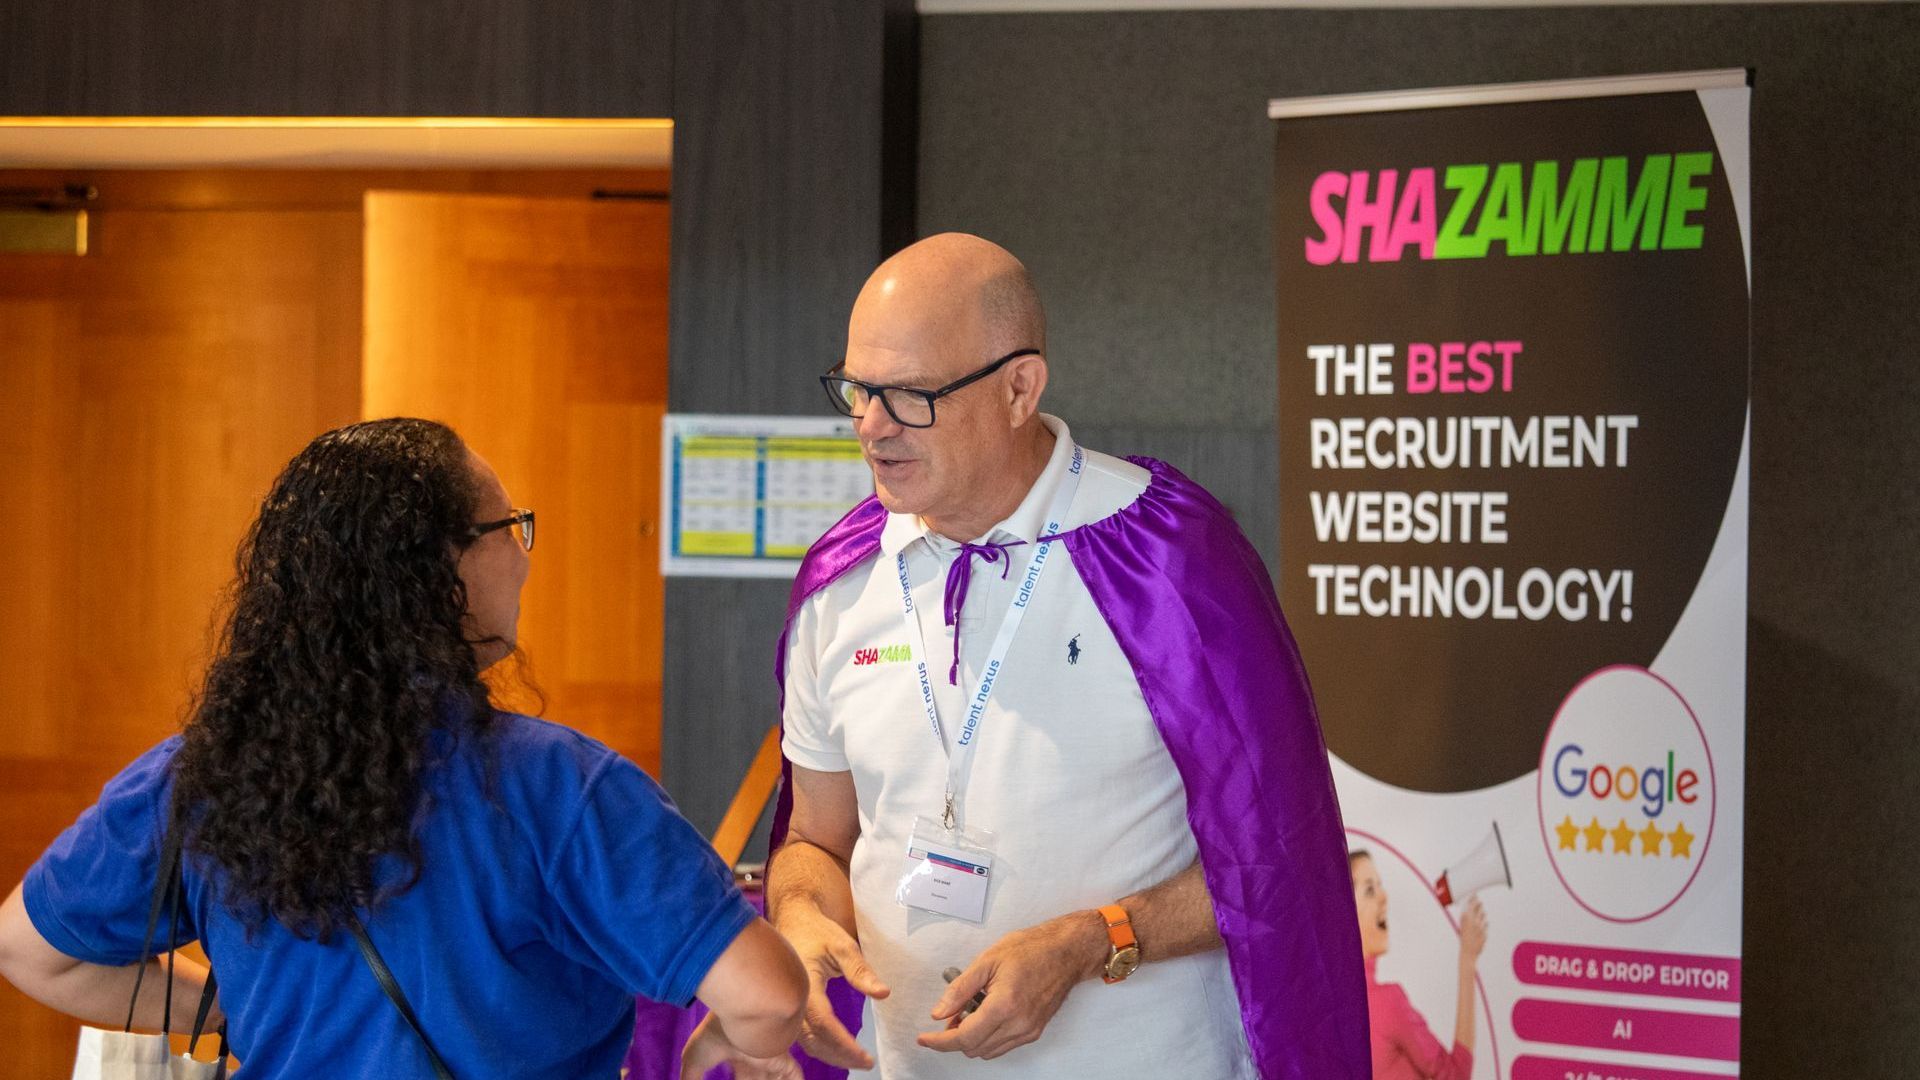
(23, 713, 755, 1079)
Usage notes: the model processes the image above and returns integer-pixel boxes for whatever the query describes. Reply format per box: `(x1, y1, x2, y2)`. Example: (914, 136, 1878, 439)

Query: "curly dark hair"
(171, 417, 503, 941)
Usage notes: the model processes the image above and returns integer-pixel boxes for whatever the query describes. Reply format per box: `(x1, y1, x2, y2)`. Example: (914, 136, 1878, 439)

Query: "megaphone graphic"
(1433, 821, 1511, 907)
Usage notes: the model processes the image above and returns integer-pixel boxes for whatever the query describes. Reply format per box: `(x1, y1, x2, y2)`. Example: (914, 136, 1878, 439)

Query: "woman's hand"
(1452, 895, 1491, 1056)
(1457, 896, 1489, 969)
(680, 1012, 801, 1080)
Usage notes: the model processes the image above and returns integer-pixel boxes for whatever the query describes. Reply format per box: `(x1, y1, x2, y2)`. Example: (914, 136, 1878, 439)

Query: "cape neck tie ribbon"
(937, 528, 1078, 685)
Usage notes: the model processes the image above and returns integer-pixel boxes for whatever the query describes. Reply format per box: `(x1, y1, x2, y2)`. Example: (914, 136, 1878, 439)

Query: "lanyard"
(895, 443, 1084, 830)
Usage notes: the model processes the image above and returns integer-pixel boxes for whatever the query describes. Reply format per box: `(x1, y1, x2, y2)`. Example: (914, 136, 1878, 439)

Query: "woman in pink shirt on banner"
(1351, 850, 1489, 1080)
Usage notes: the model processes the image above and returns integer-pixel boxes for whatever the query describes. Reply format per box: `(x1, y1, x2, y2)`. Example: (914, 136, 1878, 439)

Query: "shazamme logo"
(1305, 153, 1714, 265)
(852, 643, 912, 667)
(1538, 665, 1716, 923)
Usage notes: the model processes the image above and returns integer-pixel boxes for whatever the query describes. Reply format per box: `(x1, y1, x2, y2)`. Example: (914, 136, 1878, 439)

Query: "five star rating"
(1555, 815, 1695, 858)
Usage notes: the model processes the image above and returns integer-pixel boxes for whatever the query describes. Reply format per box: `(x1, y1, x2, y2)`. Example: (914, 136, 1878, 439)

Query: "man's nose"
(856, 400, 902, 440)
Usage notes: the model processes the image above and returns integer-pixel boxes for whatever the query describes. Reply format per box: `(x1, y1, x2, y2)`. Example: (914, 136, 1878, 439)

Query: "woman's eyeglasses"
(470, 508, 535, 552)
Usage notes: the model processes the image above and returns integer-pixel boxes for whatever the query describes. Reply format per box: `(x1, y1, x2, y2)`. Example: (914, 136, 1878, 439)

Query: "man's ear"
(1003, 354, 1049, 427)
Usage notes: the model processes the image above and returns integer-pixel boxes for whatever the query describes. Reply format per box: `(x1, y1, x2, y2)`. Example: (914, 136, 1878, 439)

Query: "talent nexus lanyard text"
(894, 444, 1084, 830)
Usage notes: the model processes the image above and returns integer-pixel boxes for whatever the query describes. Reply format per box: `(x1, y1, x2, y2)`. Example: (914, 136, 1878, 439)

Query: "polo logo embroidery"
(853, 643, 912, 666)
(1068, 634, 1082, 666)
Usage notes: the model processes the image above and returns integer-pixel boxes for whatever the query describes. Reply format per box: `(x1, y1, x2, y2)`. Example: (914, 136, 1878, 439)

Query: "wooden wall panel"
(0, 187, 364, 1075)
(0, 299, 81, 762)
(361, 190, 671, 772)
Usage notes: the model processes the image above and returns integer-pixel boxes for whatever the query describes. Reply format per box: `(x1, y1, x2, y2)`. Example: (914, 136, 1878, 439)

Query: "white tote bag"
(70, 1028, 166, 1080)
(70, 1028, 220, 1080)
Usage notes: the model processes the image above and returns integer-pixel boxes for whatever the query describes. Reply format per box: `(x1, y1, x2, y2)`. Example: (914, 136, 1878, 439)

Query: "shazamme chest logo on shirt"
(851, 643, 912, 667)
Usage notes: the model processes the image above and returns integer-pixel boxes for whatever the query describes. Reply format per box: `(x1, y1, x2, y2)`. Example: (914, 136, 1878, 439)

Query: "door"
(0, 171, 362, 1075)
(362, 191, 669, 772)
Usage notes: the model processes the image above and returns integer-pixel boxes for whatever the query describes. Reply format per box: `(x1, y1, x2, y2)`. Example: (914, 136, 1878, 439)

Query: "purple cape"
(626, 457, 1369, 1078)
(760, 457, 1370, 1079)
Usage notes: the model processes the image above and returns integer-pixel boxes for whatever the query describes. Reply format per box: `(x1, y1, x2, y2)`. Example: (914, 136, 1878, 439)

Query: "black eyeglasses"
(470, 508, 535, 552)
(820, 348, 1040, 429)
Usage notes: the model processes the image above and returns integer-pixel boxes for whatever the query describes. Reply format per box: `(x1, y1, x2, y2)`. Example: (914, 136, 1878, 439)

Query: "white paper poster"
(662, 414, 872, 578)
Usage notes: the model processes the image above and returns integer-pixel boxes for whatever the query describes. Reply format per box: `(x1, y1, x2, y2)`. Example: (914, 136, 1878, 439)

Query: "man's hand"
(780, 904, 890, 1069)
(916, 910, 1107, 1060)
(680, 1013, 802, 1080)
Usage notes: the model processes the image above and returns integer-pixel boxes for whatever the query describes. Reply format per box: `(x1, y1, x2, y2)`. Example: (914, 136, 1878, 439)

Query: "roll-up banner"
(1271, 71, 1750, 1080)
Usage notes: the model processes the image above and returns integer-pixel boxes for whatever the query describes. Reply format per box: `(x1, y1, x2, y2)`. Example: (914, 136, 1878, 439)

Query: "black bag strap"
(124, 810, 185, 1032)
(127, 806, 230, 1073)
(162, 861, 183, 1034)
(183, 971, 231, 1075)
(188, 969, 219, 1052)
(348, 913, 455, 1080)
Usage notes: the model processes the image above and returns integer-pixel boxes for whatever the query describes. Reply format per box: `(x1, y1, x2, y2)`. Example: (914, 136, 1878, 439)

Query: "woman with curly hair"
(0, 417, 806, 1078)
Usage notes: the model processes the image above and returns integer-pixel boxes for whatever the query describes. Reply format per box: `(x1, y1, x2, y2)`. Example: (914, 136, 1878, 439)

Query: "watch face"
(1108, 946, 1142, 980)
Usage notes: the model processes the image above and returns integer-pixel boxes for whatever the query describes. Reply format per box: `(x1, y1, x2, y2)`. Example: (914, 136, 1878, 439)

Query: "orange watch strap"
(1099, 903, 1137, 950)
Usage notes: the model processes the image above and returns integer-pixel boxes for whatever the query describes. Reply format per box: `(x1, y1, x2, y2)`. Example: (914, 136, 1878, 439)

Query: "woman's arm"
(687, 917, 807, 1059)
(0, 882, 220, 1032)
(1451, 897, 1488, 1055)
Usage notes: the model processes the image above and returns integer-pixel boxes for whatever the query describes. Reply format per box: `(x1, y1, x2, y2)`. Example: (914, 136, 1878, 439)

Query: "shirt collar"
(879, 414, 1074, 558)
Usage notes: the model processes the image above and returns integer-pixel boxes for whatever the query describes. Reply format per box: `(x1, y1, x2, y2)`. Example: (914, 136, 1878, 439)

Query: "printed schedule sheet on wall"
(662, 414, 873, 577)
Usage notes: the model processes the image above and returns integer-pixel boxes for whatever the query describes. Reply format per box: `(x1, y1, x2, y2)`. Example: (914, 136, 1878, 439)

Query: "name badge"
(896, 815, 996, 923)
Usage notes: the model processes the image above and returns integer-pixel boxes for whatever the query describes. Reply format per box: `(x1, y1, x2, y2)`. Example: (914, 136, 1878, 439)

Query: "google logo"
(1550, 746, 1700, 819)
(1537, 665, 1716, 923)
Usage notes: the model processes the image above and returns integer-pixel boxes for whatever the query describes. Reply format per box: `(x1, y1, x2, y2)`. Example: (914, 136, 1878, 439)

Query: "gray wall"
(660, 0, 917, 844)
(0, 0, 672, 116)
(918, 6, 1917, 1077)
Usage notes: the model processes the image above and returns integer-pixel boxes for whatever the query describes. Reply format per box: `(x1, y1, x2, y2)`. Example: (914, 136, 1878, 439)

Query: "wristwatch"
(1099, 904, 1141, 984)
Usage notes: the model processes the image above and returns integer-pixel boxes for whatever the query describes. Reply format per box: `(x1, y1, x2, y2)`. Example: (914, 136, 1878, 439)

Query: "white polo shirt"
(782, 416, 1254, 1079)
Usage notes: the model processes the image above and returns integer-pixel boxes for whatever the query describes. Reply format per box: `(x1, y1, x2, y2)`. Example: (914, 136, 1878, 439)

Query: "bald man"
(727, 235, 1366, 1079)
